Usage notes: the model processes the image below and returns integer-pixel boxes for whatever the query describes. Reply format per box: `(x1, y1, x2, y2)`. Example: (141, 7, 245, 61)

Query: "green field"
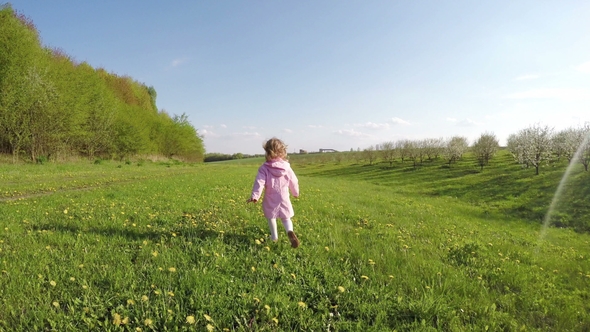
(1, 153, 589, 331)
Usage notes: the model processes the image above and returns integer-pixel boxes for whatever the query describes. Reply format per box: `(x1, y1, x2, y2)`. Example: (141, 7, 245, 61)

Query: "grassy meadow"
(0, 152, 589, 331)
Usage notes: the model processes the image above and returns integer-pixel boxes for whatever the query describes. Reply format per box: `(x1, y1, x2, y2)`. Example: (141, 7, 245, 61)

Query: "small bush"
(36, 155, 48, 164)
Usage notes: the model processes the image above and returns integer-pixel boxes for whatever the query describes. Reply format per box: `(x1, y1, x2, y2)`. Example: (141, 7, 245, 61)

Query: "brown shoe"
(288, 231, 300, 248)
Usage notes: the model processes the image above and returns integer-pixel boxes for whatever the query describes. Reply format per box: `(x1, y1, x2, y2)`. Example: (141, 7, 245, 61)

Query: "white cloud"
(575, 61, 590, 74)
(308, 125, 324, 129)
(171, 58, 188, 67)
(229, 132, 262, 139)
(447, 117, 482, 126)
(220, 124, 227, 128)
(334, 129, 373, 138)
(390, 117, 410, 125)
(514, 74, 540, 81)
(242, 126, 257, 130)
(504, 88, 590, 101)
(457, 118, 482, 127)
(200, 129, 219, 138)
(283, 128, 293, 133)
(354, 122, 390, 130)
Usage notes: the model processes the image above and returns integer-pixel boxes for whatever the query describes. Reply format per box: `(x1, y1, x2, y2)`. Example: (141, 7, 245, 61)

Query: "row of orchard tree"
(0, 5, 204, 163)
(360, 123, 590, 174)
(361, 133, 498, 170)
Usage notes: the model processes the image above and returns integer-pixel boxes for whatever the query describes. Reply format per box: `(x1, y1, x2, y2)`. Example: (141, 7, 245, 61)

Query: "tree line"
(0, 5, 205, 163)
(357, 123, 590, 174)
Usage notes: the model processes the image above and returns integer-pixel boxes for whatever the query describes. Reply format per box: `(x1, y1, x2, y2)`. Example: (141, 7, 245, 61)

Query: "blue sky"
(10, 1, 590, 155)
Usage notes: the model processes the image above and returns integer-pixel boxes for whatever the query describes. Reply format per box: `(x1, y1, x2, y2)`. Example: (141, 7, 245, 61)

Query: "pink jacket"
(250, 158, 299, 219)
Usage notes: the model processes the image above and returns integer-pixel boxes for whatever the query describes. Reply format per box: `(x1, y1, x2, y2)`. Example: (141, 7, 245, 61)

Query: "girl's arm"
(289, 169, 300, 198)
(249, 166, 266, 201)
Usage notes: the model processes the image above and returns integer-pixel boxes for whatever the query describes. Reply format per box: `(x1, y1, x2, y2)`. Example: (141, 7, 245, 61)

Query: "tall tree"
(515, 124, 554, 175)
(472, 132, 499, 171)
(443, 136, 468, 166)
(363, 145, 377, 165)
(576, 123, 590, 171)
(380, 141, 396, 167)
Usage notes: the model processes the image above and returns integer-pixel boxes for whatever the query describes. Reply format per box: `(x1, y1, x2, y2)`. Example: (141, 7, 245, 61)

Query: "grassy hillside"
(291, 149, 590, 232)
(0, 158, 589, 331)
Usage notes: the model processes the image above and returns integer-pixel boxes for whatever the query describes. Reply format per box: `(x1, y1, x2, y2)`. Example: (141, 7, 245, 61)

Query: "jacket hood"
(264, 158, 290, 177)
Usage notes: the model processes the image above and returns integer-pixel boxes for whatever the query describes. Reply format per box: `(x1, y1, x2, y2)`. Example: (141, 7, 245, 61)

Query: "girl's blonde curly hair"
(263, 137, 288, 161)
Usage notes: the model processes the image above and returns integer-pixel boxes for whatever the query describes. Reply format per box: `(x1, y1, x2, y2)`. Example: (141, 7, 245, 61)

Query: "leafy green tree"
(0, 5, 45, 162)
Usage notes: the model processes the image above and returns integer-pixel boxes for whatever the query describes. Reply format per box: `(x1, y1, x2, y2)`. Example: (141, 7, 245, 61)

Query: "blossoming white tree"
(443, 136, 469, 166)
(514, 124, 554, 175)
(472, 132, 499, 171)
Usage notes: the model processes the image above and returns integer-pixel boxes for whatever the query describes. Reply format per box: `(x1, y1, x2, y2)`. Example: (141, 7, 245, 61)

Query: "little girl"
(247, 138, 300, 248)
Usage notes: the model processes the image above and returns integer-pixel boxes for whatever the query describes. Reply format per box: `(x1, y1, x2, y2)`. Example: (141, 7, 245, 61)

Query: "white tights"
(267, 218, 293, 241)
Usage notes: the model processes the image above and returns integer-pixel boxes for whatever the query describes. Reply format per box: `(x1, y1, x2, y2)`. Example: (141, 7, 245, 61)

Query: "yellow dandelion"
(255, 239, 261, 245)
(361, 275, 369, 280)
(127, 299, 135, 305)
(186, 315, 196, 324)
(52, 301, 60, 308)
(122, 316, 129, 325)
(141, 295, 149, 302)
(167, 309, 173, 314)
(82, 285, 88, 289)
(290, 273, 296, 279)
(69, 277, 75, 281)
(113, 313, 122, 326)
(324, 246, 330, 251)
(136, 328, 142, 332)
(251, 266, 256, 272)
(204, 314, 213, 322)
(152, 251, 158, 257)
(79, 264, 84, 268)
(272, 317, 279, 324)
(38, 274, 43, 279)
(63, 209, 68, 214)
(264, 246, 270, 251)
(298, 301, 307, 309)
(154, 290, 161, 295)
(389, 275, 394, 279)
(50, 280, 56, 287)
(253, 297, 260, 303)
(206, 324, 215, 332)
(168, 267, 176, 273)
(337, 286, 345, 293)
(167, 291, 174, 297)
(144, 318, 153, 326)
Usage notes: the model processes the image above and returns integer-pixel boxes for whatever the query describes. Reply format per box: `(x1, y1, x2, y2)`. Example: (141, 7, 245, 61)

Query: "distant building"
(319, 149, 338, 153)
(299, 149, 308, 154)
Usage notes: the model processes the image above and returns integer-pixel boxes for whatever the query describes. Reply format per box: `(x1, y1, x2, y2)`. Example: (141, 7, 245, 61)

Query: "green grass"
(0, 156, 589, 331)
